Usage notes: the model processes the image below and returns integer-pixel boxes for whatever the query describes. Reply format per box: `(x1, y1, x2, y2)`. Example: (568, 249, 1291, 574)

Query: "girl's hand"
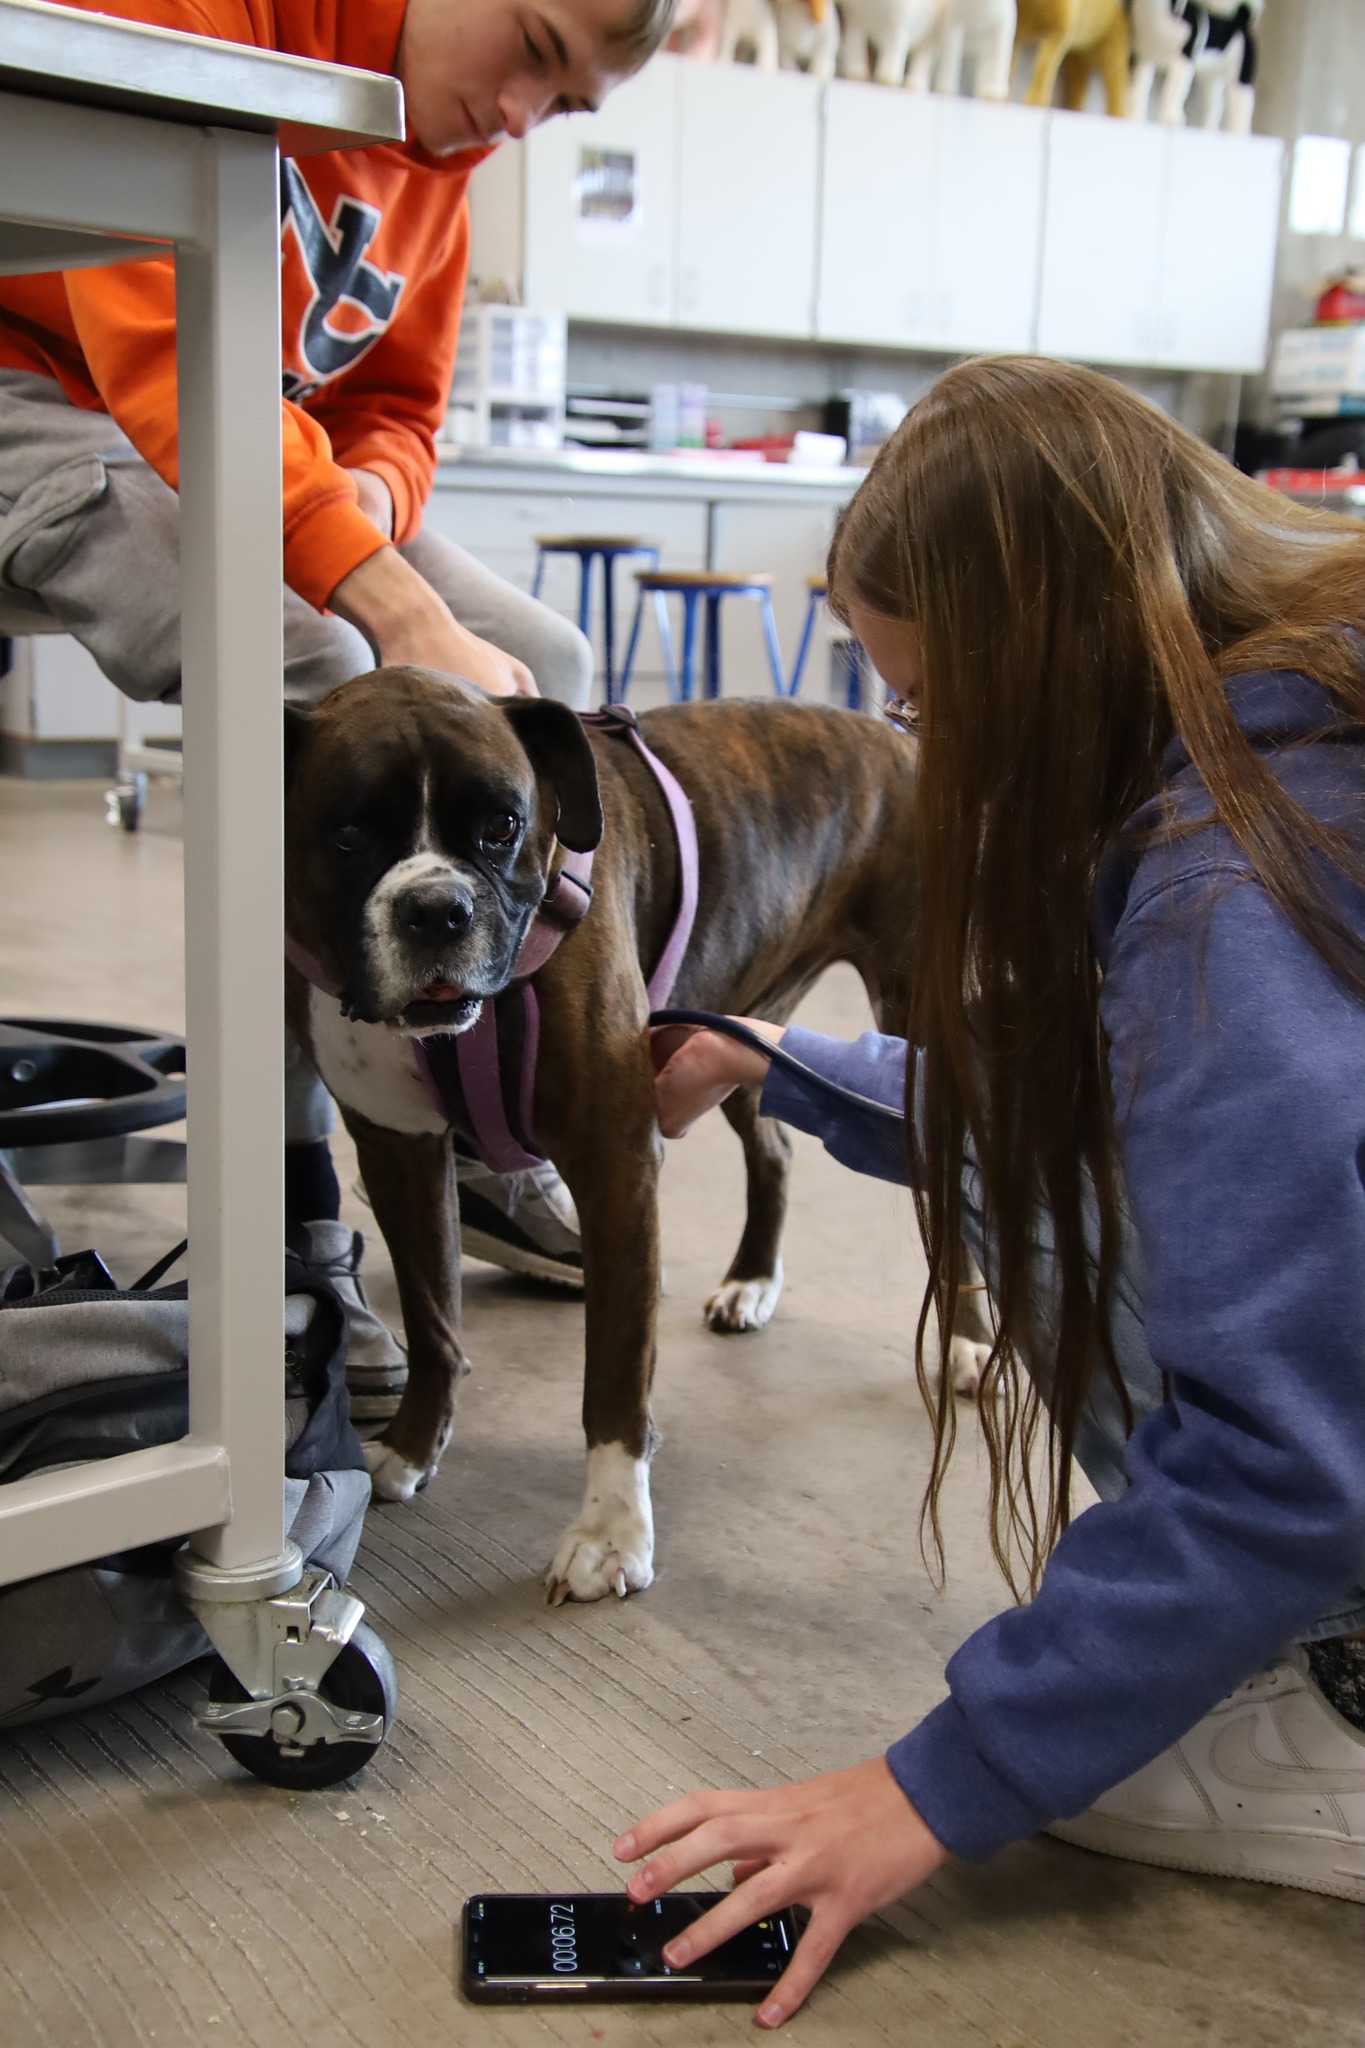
(612, 1758, 949, 2027)
(648, 1017, 784, 1137)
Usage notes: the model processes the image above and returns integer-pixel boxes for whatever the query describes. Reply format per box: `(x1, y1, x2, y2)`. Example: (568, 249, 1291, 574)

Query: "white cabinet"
(1037, 111, 1283, 372)
(675, 63, 821, 338)
(816, 83, 939, 348)
(1156, 128, 1282, 373)
(521, 59, 678, 324)
(1036, 111, 1170, 366)
(816, 87, 1044, 353)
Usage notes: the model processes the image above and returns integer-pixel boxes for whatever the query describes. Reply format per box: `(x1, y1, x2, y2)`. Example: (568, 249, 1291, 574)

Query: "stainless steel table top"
(0, 0, 403, 154)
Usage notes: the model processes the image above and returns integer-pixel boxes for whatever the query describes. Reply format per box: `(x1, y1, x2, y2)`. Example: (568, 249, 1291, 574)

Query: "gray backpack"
(0, 1243, 370, 1728)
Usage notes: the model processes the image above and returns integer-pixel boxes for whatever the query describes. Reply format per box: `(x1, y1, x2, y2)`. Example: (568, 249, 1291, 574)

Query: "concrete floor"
(0, 772, 1361, 2048)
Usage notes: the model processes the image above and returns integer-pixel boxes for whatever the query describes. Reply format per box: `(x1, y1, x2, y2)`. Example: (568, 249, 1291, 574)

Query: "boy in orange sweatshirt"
(0, 0, 674, 1402)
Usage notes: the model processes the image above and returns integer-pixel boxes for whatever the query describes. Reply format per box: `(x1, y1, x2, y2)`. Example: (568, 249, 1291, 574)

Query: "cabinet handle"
(682, 267, 700, 312)
(648, 264, 667, 307)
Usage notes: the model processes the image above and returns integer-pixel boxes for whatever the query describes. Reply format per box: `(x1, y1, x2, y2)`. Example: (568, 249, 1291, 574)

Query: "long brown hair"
(828, 355, 1365, 1595)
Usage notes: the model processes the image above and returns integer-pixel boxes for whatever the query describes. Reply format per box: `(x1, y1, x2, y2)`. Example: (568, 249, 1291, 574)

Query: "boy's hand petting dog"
(328, 534, 538, 698)
(613, 1758, 950, 2027)
(648, 1016, 783, 1137)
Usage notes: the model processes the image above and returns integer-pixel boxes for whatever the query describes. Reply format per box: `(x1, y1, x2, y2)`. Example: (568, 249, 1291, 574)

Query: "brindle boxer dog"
(284, 666, 923, 1604)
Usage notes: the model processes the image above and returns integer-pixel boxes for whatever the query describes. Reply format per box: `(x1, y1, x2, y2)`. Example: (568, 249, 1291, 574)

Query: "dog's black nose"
(393, 879, 473, 942)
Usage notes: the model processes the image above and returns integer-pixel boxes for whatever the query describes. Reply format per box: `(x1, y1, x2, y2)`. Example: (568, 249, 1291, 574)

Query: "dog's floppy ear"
(501, 698, 604, 853)
(283, 702, 312, 796)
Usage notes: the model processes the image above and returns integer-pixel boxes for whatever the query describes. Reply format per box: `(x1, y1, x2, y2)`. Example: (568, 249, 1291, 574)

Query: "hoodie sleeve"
(64, 258, 386, 610)
(887, 856, 1365, 1861)
(759, 1025, 911, 1186)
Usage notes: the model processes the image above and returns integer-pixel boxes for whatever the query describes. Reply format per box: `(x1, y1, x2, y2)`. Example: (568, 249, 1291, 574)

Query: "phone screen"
(462, 1891, 795, 2001)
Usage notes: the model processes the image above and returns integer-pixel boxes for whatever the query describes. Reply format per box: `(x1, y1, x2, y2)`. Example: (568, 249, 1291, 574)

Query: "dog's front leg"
(344, 1112, 468, 1503)
(539, 1034, 662, 1605)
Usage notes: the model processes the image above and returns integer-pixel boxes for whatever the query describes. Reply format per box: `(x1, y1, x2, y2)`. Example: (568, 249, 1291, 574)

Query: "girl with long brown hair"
(613, 356, 1365, 2026)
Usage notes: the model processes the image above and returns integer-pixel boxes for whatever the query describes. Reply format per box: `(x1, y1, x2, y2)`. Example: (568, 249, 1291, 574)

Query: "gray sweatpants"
(0, 367, 594, 1143)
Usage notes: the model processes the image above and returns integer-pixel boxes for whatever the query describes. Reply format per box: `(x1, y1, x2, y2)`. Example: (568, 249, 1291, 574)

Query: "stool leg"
(679, 590, 701, 703)
(704, 592, 723, 700)
(760, 593, 787, 697)
(653, 591, 680, 701)
(602, 553, 618, 705)
(789, 590, 818, 698)
(577, 550, 593, 639)
(531, 548, 546, 602)
(845, 641, 863, 713)
(619, 588, 645, 703)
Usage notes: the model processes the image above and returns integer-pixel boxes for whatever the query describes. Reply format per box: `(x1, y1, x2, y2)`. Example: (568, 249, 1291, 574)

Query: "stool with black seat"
(617, 568, 787, 705)
(530, 534, 660, 705)
(0, 1019, 187, 1268)
(789, 574, 868, 710)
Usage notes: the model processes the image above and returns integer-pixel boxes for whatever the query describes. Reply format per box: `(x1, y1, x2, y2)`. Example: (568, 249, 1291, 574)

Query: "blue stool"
(789, 574, 866, 709)
(531, 534, 659, 704)
(618, 569, 786, 704)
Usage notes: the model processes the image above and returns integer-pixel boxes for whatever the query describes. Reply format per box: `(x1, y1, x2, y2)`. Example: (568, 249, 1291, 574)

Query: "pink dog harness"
(288, 704, 700, 1175)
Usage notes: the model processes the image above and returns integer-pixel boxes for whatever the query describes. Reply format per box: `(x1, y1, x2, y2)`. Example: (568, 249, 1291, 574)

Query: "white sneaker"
(453, 1155, 583, 1289)
(1047, 1649, 1365, 1902)
(296, 1219, 407, 1421)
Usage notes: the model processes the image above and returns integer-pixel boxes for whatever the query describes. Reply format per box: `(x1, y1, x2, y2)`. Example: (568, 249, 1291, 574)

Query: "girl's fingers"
(647, 1022, 702, 1074)
(658, 1867, 793, 1971)
(731, 1858, 768, 1885)
(614, 1790, 724, 1861)
(754, 1905, 850, 2029)
(626, 1814, 769, 1903)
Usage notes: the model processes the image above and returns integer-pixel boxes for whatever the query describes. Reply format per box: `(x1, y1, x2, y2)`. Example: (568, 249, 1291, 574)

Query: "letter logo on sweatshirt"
(280, 161, 407, 399)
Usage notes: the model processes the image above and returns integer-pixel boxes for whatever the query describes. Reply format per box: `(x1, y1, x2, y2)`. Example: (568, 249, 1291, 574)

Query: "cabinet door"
(1035, 110, 1169, 366)
(933, 99, 1046, 354)
(676, 63, 821, 338)
(1156, 129, 1283, 373)
(523, 57, 678, 325)
(816, 81, 940, 348)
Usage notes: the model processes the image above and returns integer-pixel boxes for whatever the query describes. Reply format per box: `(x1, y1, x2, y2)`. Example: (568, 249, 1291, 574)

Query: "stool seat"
(635, 568, 773, 591)
(534, 533, 655, 552)
(804, 573, 829, 592)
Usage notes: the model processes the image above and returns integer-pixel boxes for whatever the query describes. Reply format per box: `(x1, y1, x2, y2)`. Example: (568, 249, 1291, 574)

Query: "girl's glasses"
(884, 694, 920, 737)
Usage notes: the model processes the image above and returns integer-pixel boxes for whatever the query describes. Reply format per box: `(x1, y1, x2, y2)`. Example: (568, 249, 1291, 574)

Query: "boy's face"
(399, 0, 642, 153)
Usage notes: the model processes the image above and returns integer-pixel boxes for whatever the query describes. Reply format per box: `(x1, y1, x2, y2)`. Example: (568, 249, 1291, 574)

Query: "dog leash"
(648, 1007, 907, 1130)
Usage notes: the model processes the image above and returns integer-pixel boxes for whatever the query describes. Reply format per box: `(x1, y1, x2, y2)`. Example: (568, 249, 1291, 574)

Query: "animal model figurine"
(838, 0, 944, 88)
(1013, 0, 1129, 115)
(776, 0, 840, 78)
(1184, 0, 1260, 133)
(718, 0, 781, 67)
(933, 0, 1018, 100)
(1128, 0, 1261, 128)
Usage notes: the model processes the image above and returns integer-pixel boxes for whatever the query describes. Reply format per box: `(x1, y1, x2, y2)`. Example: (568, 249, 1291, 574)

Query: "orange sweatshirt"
(0, 0, 492, 610)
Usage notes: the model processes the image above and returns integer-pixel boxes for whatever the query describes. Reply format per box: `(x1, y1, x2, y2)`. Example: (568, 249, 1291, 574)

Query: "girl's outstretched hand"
(612, 1758, 950, 2027)
(648, 1017, 784, 1137)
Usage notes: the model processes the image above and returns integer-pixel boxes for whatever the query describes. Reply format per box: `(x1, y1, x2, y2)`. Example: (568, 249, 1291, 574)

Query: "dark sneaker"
(455, 1155, 583, 1288)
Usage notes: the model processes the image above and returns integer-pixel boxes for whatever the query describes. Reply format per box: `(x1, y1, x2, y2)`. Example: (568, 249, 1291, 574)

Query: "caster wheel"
(105, 773, 147, 833)
(208, 1619, 398, 1789)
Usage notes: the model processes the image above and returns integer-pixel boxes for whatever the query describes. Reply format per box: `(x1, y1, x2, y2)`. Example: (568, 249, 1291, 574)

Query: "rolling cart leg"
(168, 126, 392, 1783)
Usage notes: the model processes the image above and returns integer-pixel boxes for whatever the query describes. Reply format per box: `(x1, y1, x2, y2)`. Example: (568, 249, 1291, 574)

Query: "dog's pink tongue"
(423, 978, 468, 1002)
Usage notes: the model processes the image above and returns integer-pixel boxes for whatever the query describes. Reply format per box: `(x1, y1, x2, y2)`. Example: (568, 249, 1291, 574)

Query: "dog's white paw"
(704, 1262, 783, 1334)
(545, 1444, 654, 1604)
(364, 1438, 429, 1502)
(945, 1336, 997, 1401)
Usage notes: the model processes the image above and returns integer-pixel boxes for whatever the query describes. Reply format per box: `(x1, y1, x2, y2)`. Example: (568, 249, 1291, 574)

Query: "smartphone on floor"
(461, 1890, 798, 2003)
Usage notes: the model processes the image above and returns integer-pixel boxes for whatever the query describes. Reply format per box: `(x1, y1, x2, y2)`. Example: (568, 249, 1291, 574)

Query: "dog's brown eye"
(483, 813, 520, 849)
(334, 825, 363, 854)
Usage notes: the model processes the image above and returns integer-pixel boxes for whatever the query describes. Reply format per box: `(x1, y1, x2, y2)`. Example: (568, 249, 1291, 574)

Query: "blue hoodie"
(760, 671, 1365, 1861)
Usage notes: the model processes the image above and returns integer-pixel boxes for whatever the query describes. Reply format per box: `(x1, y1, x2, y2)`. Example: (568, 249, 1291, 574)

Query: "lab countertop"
(0, 0, 403, 153)
(434, 444, 866, 500)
